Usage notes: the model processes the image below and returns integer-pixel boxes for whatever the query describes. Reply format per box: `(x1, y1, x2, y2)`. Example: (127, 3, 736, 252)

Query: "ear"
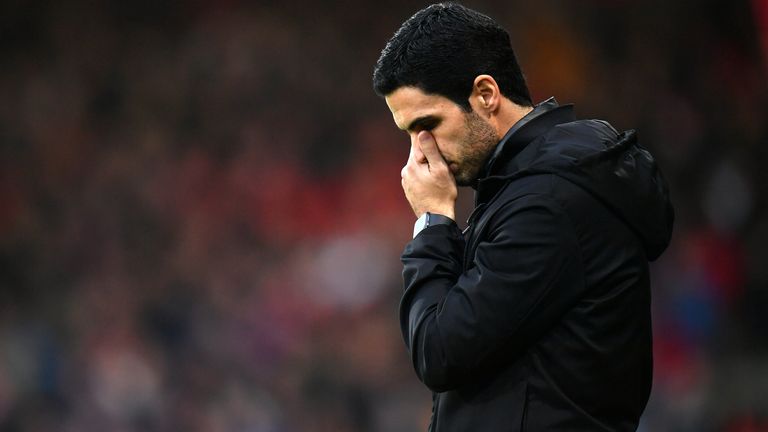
(469, 75, 501, 117)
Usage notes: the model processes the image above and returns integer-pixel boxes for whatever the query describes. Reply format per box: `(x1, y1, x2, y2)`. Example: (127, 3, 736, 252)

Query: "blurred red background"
(1, 1, 767, 431)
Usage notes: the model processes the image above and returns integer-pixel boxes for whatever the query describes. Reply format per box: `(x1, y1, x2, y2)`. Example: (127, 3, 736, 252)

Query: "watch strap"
(413, 212, 455, 238)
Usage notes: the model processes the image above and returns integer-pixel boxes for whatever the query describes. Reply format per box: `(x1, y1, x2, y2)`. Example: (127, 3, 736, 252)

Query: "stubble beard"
(452, 110, 500, 187)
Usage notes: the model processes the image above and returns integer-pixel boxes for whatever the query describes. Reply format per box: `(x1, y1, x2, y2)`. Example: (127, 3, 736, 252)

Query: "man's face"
(385, 86, 500, 186)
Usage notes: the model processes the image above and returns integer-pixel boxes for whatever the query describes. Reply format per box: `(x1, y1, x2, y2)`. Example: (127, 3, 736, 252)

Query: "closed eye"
(403, 115, 441, 134)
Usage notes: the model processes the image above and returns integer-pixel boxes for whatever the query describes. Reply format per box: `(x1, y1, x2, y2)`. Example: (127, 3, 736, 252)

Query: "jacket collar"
(479, 97, 575, 181)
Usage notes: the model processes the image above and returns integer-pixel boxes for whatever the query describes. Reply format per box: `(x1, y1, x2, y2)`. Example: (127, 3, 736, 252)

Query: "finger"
(410, 138, 427, 164)
(401, 161, 419, 180)
(417, 131, 447, 167)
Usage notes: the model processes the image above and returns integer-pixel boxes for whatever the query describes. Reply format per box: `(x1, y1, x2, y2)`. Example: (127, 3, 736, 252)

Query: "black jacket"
(400, 99, 674, 431)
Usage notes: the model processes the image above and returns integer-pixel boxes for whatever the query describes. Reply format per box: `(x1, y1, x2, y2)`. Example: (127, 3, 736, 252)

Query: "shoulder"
(541, 118, 621, 153)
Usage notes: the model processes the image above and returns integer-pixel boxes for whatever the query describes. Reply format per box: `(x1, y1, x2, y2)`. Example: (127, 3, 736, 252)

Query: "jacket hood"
(478, 99, 674, 261)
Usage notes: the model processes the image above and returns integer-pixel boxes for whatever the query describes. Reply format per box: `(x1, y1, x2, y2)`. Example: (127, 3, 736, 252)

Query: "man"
(372, 3, 674, 431)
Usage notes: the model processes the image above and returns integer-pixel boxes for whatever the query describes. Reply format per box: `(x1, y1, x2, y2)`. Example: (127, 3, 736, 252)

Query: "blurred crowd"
(0, 1, 766, 431)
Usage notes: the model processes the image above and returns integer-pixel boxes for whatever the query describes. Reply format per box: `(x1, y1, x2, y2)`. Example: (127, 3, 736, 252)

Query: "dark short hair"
(373, 2, 532, 110)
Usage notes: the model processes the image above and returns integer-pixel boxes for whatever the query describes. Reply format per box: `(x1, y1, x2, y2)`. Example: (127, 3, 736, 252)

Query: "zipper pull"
(462, 203, 487, 235)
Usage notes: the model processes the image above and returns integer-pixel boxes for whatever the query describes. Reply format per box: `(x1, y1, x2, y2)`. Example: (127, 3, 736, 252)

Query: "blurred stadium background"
(1, 0, 767, 430)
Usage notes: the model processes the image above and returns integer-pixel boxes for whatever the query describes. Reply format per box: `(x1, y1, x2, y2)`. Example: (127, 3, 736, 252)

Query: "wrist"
(416, 206, 455, 221)
(434, 208, 455, 221)
(413, 212, 456, 238)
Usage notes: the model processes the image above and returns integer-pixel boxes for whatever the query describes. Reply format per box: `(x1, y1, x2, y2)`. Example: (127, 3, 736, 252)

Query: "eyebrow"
(401, 115, 439, 133)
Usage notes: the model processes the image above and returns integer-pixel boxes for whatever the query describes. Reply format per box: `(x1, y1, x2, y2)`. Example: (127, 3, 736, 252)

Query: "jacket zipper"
(462, 203, 487, 269)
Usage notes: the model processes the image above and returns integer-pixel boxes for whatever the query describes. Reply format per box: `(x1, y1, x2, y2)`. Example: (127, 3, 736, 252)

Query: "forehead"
(384, 87, 460, 130)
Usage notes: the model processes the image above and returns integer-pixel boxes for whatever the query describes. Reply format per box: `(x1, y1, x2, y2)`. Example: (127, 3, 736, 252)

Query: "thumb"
(417, 131, 447, 167)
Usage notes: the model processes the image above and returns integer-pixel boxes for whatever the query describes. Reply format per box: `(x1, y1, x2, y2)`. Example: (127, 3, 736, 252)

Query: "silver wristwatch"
(413, 212, 455, 238)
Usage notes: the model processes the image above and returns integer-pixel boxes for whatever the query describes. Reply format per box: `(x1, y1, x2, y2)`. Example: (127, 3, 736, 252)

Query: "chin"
(454, 166, 480, 187)
(455, 174, 475, 187)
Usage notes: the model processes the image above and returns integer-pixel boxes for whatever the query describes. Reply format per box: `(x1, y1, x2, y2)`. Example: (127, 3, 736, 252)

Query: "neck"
(493, 100, 534, 138)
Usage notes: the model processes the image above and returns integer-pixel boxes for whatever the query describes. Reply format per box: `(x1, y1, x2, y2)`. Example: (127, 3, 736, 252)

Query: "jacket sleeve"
(400, 193, 585, 392)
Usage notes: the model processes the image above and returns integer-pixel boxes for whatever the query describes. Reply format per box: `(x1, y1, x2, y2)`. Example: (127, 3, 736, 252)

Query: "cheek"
(433, 120, 468, 162)
(436, 144, 461, 174)
(435, 137, 463, 163)
(433, 141, 453, 161)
